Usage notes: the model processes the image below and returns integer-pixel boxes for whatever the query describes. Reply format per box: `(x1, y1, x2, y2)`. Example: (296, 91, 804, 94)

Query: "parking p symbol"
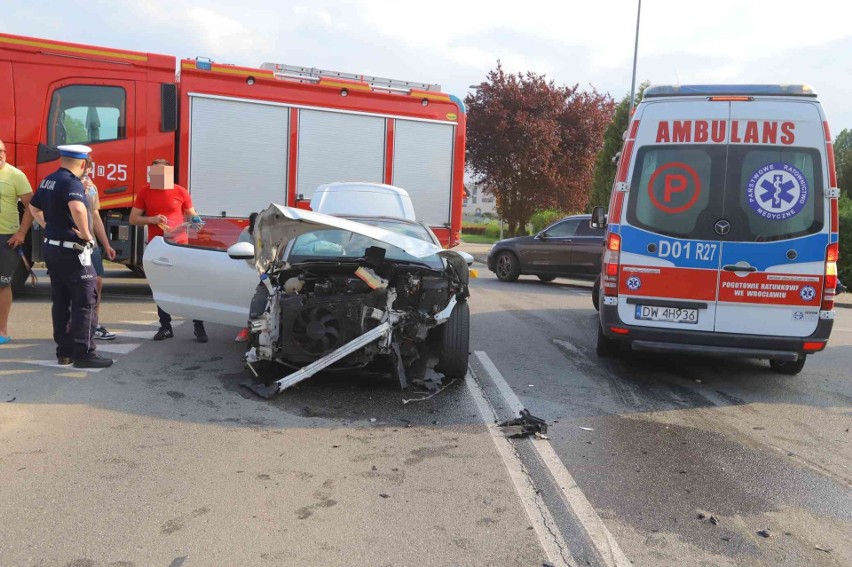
(664, 174, 687, 203)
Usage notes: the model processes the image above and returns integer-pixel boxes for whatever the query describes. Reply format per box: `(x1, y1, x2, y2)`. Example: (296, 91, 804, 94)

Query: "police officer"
(28, 145, 113, 368)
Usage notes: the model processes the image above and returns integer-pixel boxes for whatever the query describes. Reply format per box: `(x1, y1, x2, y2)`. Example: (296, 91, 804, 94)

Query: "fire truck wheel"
(11, 259, 29, 294)
(769, 355, 807, 375)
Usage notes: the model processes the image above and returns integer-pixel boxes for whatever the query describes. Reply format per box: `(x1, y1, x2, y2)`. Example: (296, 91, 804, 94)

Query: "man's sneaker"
(94, 325, 117, 340)
(153, 327, 174, 341)
(73, 354, 114, 369)
(235, 327, 250, 342)
(57, 357, 73, 366)
(194, 324, 209, 343)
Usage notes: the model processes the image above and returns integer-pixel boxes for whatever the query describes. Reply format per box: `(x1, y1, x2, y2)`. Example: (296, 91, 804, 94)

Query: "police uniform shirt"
(31, 168, 88, 242)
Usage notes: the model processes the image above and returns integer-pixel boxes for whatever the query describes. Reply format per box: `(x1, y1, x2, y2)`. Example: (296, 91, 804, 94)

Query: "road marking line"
(8, 360, 105, 373)
(118, 320, 186, 327)
(93, 342, 142, 354)
(473, 351, 631, 567)
(465, 374, 573, 567)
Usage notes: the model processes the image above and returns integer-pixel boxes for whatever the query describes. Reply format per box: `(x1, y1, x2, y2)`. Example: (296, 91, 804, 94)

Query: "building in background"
(462, 183, 497, 220)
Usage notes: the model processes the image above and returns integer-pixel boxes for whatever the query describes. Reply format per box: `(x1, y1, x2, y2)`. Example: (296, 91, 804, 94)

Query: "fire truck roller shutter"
(296, 110, 385, 201)
(189, 96, 290, 217)
(392, 120, 454, 226)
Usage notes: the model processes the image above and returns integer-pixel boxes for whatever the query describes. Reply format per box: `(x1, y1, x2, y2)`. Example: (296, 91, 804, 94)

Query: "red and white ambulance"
(593, 84, 840, 374)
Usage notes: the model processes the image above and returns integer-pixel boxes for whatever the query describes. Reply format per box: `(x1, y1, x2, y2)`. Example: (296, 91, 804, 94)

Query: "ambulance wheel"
(592, 275, 601, 311)
(596, 323, 618, 357)
(494, 251, 520, 282)
(769, 356, 806, 375)
(538, 275, 557, 282)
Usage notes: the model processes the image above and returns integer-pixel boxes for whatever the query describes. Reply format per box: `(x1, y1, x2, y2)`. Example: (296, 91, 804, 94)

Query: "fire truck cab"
(0, 33, 466, 290)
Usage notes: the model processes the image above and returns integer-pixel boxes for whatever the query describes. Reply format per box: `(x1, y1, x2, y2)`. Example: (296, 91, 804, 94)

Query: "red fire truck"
(0, 32, 467, 289)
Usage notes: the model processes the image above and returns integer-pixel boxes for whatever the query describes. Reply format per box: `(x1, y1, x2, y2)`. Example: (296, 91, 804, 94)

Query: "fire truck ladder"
(259, 62, 442, 93)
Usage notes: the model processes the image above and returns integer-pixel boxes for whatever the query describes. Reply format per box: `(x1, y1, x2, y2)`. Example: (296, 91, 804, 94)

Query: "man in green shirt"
(0, 138, 34, 344)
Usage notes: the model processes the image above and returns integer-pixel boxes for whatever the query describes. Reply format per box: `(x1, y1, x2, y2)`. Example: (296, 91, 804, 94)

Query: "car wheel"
(537, 275, 557, 282)
(595, 322, 618, 357)
(592, 274, 601, 311)
(437, 300, 470, 379)
(494, 251, 520, 282)
(769, 355, 806, 375)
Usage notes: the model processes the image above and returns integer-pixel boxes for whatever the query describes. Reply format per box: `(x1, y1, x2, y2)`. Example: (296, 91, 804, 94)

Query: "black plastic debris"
(497, 409, 549, 438)
(757, 529, 772, 538)
(710, 516, 720, 525)
(5, 397, 15, 403)
(379, 493, 390, 499)
(697, 512, 707, 520)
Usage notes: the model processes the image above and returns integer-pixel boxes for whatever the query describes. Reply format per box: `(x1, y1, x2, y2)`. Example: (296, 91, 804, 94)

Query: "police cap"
(57, 144, 93, 159)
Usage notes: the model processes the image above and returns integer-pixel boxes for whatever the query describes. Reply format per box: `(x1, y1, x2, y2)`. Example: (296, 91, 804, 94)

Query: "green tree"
(63, 116, 87, 144)
(834, 128, 852, 196)
(587, 83, 647, 210)
(466, 63, 614, 236)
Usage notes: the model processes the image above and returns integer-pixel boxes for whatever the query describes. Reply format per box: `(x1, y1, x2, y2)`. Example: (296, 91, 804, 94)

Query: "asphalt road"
(1, 263, 850, 566)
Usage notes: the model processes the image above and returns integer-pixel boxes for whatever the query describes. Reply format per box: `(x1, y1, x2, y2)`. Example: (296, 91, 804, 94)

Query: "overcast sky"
(4, 0, 852, 131)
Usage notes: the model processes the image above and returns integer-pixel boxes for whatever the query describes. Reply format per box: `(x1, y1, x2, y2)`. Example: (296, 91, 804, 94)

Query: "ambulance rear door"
(714, 100, 829, 336)
(617, 100, 728, 332)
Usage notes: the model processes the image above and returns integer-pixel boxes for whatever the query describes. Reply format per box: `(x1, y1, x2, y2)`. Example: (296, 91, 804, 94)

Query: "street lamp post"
(629, 0, 642, 115)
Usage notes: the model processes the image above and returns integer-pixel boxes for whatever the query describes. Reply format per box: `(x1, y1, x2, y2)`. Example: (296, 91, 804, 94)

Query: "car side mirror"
(457, 250, 475, 267)
(538, 231, 548, 240)
(590, 206, 607, 229)
(227, 241, 255, 260)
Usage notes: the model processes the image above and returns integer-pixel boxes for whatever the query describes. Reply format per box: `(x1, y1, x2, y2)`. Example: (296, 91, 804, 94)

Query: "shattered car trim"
(244, 205, 470, 397)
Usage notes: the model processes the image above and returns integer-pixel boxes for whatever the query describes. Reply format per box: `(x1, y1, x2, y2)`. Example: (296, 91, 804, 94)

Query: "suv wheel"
(494, 251, 520, 282)
(769, 355, 807, 375)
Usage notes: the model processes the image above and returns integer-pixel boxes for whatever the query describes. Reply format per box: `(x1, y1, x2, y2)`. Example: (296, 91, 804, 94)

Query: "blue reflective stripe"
(449, 94, 466, 115)
(619, 224, 827, 271)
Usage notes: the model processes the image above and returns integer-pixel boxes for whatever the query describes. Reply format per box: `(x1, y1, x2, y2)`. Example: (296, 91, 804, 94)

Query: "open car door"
(143, 231, 258, 327)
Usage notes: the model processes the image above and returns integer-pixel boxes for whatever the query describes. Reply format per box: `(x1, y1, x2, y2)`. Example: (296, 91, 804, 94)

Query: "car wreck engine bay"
(242, 206, 470, 398)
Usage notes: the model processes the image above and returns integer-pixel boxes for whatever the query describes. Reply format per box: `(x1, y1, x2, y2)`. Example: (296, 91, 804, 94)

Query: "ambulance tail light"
(822, 243, 838, 310)
(603, 233, 621, 297)
(708, 96, 753, 101)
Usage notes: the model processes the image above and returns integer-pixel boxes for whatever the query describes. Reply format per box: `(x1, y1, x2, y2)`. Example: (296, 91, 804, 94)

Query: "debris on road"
(497, 409, 549, 438)
(710, 516, 720, 525)
(757, 529, 772, 538)
(815, 545, 832, 553)
(578, 426, 594, 431)
(379, 493, 390, 499)
(369, 418, 377, 423)
(5, 397, 15, 403)
(402, 378, 458, 405)
(697, 512, 707, 520)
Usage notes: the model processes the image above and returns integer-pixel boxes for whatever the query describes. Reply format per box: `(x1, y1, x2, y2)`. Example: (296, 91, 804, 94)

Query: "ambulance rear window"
(627, 146, 721, 239)
(731, 147, 823, 241)
(626, 145, 824, 241)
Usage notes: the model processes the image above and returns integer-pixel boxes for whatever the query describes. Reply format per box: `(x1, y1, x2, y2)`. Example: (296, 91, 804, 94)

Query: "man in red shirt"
(130, 158, 207, 342)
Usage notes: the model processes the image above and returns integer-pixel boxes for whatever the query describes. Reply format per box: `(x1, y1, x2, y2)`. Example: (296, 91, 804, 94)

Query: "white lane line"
(117, 320, 185, 327)
(465, 375, 573, 567)
(473, 351, 631, 567)
(7, 360, 105, 373)
(93, 342, 142, 355)
(111, 330, 160, 340)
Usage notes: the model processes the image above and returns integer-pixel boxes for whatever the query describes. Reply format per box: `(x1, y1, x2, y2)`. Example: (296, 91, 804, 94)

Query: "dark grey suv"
(486, 214, 605, 283)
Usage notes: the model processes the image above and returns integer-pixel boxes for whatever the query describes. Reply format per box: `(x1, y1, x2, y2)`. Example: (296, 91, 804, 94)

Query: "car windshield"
(288, 218, 444, 268)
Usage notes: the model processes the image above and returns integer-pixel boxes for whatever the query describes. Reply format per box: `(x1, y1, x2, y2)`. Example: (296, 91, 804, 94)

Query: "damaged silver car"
(144, 205, 470, 397)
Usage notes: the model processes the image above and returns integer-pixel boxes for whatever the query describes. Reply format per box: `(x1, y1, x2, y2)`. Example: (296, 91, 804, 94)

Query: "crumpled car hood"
(253, 204, 445, 273)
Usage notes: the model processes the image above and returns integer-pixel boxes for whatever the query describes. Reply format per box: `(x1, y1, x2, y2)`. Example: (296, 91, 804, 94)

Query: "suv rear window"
(626, 144, 824, 241)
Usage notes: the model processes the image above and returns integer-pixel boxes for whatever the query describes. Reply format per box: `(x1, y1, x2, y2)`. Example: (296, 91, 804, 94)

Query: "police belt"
(45, 239, 94, 252)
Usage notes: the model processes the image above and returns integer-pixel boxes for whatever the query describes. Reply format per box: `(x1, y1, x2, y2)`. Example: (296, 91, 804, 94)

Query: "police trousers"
(44, 244, 98, 360)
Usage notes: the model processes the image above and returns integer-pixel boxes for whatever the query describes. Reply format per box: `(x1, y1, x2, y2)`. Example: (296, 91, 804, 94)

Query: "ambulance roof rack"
(644, 84, 817, 98)
(259, 62, 442, 93)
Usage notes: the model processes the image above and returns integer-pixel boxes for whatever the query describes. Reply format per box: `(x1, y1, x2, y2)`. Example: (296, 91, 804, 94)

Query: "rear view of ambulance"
(593, 85, 840, 374)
